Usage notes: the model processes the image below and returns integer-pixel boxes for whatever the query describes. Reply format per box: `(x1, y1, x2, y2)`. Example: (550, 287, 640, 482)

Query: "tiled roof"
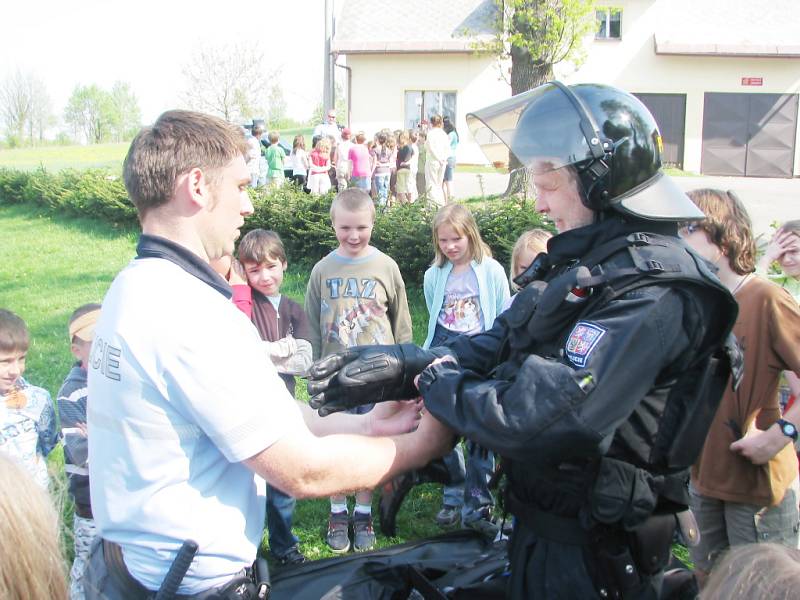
(333, 0, 497, 53)
(654, 0, 800, 57)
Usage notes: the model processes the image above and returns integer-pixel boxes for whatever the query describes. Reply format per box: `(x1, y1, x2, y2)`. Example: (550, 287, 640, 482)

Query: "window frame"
(595, 7, 622, 40)
(404, 90, 457, 130)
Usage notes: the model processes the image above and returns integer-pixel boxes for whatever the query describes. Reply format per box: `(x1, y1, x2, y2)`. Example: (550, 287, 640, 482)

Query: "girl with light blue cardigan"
(422, 204, 510, 528)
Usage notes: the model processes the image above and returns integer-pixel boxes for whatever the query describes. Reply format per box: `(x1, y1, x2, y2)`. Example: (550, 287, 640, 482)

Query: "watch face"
(782, 421, 798, 439)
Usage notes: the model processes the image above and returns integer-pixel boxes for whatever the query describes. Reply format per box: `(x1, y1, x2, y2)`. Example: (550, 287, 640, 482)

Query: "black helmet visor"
(466, 83, 594, 173)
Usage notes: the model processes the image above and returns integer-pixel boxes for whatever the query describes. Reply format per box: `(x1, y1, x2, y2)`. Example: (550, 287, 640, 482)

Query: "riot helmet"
(466, 82, 703, 221)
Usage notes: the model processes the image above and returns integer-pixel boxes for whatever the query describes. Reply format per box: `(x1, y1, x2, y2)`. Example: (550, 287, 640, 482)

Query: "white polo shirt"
(88, 240, 305, 593)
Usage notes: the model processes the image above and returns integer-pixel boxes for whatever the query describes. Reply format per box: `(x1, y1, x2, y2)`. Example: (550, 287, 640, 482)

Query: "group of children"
(245, 118, 458, 209)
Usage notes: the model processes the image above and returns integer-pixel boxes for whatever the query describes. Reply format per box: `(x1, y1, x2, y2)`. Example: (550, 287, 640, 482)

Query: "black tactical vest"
(500, 232, 739, 525)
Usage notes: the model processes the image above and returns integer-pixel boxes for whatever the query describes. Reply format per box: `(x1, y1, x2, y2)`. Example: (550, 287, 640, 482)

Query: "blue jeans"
(430, 324, 495, 523)
(266, 484, 299, 557)
(352, 176, 370, 191)
(374, 173, 390, 205)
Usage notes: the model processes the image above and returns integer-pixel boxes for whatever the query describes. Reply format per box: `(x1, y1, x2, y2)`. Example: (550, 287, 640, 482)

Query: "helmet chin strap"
(551, 81, 625, 212)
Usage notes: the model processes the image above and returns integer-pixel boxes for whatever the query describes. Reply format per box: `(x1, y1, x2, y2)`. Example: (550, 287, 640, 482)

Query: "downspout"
(334, 57, 352, 128)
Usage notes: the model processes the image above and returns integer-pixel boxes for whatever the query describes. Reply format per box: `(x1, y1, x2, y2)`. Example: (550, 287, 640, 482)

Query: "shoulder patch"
(565, 321, 607, 368)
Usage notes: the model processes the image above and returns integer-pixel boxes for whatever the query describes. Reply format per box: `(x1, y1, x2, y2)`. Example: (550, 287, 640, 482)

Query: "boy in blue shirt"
(0, 309, 59, 490)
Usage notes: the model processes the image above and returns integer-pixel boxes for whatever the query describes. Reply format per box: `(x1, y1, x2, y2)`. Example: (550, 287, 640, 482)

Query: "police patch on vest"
(565, 321, 607, 368)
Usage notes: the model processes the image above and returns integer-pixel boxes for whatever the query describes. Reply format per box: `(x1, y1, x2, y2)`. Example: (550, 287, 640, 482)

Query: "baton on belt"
(155, 539, 199, 600)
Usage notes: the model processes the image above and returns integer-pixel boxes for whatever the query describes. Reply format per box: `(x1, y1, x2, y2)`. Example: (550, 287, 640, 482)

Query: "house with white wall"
(332, 0, 507, 164)
(334, 0, 800, 177)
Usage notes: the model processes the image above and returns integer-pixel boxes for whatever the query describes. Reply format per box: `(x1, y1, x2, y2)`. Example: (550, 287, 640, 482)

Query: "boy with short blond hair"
(58, 302, 102, 600)
(265, 131, 286, 188)
(0, 309, 59, 490)
(305, 188, 413, 552)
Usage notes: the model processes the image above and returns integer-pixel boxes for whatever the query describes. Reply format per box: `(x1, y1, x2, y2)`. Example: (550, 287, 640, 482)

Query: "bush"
(0, 167, 137, 227)
(0, 168, 551, 285)
(0, 168, 30, 203)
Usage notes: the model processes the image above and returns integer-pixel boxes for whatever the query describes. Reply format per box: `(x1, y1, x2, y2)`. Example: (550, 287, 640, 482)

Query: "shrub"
(0, 167, 136, 227)
(372, 201, 437, 285)
(0, 168, 29, 203)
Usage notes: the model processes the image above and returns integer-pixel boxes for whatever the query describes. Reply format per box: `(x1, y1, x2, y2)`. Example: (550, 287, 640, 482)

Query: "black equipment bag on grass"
(267, 529, 509, 600)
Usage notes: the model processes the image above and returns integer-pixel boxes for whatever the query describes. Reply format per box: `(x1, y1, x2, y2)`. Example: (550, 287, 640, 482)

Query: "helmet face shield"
(466, 83, 592, 172)
(467, 82, 706, 221)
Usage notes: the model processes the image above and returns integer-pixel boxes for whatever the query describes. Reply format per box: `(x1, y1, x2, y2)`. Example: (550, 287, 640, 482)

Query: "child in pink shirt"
(347, 131, 372, 193)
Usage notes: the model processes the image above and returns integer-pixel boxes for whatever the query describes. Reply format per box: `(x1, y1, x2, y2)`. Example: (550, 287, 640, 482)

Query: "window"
(596, 8, 621, 39)
(404, 91, 457, 130)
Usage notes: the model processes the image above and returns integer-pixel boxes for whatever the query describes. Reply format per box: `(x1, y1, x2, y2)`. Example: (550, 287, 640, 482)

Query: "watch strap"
(777, 418, 799, 442)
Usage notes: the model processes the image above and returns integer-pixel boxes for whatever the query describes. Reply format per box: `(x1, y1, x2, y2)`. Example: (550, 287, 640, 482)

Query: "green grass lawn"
(0, 143, 130, 173)
(0, 202, 444, 565)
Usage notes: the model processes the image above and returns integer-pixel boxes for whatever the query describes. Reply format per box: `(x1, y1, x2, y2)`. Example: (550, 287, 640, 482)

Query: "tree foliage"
(482, 0, 595, 194)
(180, 42, 276, 123)
(64, 82, 142, 144)
(64, 85, 113, 144)
(0, 70, 52, 147)
(109, 82, 142, 142)
(489, 0, 595, 93)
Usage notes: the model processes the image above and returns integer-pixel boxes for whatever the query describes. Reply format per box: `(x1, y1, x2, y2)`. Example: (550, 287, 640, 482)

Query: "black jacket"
(418, 216, 736, 599)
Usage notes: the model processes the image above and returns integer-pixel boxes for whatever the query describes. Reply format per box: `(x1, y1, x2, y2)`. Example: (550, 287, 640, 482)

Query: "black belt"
(102, 540, 259, 599)
(505, 490, 590, 546)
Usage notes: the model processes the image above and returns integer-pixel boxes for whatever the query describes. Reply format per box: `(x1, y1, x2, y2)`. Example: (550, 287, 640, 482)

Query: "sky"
(1, 0, 329, 128)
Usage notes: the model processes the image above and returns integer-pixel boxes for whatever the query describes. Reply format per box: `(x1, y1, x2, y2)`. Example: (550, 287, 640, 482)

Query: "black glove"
(307, 344, 450, 416)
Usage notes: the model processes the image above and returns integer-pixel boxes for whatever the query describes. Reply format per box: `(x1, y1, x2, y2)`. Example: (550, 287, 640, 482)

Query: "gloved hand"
(307, 344, 450, 416)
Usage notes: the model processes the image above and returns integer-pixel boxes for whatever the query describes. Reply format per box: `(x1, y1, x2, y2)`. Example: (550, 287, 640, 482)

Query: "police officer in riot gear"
(308, 82, 740, 599)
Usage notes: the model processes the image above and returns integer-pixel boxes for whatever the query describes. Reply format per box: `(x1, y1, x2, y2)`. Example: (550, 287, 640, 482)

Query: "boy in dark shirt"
(58, 303, 101, 598)
(230, 229, 311, 566)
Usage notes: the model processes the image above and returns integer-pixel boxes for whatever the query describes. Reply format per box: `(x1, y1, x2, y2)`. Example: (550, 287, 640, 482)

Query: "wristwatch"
(777, 418, 799, 442)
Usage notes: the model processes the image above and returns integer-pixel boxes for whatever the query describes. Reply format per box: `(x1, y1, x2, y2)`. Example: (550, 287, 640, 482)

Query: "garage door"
(702, 93, 798, 178)
(634, 93, 686, 169)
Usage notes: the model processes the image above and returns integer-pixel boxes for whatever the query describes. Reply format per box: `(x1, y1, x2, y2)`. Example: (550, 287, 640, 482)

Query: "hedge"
(0, 167, 552, 285)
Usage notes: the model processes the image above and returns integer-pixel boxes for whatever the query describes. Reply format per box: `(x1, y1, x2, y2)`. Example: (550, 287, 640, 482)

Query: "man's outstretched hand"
(307, 344, 448, 416)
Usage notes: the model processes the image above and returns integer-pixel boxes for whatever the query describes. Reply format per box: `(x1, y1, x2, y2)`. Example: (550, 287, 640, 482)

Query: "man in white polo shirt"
(83, 110, 451, 599)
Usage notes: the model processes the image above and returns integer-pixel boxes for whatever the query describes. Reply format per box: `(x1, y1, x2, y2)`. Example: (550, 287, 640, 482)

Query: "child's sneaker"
(435, 504, 460, 527)
(352, 511, 376, 552)
(326, 511, 351, 553)
(273, 544, 306, 567)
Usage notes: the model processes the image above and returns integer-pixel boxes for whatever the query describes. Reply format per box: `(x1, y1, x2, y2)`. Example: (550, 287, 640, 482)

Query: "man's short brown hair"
(237, 229, 287, 265)
(0, 309, 29, 354)
(123, 110, 249, 218)
(330, 188, 375, 223)
(686, 188, 756, 275)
